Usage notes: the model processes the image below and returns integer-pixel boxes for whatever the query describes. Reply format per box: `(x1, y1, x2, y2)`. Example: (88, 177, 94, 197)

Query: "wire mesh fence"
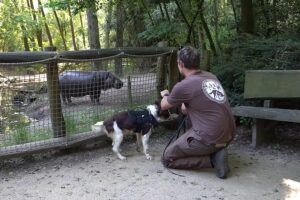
(0, 48, 176, 158)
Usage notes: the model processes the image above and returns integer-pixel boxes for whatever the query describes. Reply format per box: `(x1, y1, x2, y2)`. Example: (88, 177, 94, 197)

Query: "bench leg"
(252, 119, 276, 147)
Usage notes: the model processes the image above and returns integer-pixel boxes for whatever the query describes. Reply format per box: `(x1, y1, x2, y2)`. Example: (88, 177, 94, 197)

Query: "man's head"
(177, 46, 200, 71)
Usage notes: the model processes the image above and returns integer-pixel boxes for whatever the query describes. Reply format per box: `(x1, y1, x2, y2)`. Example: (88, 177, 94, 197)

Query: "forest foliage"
(0, 0, 300, 105)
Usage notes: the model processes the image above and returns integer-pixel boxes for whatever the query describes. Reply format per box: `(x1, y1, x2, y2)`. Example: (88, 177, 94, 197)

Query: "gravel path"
(0, 126, 299, 200)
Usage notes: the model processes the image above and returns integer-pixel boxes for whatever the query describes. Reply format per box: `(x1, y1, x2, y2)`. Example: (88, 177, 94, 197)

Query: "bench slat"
(244, 70, 300, 99)
(232, 106, 300, 123)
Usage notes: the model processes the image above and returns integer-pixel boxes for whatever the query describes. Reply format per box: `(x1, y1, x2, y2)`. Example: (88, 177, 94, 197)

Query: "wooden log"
(0, 52, 56, 63)
(0, 47, 174, 63)
(59, 47, 174, 60)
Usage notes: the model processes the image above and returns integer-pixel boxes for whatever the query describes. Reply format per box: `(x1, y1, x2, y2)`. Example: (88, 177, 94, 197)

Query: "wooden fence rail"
(0, 47, 174, 63)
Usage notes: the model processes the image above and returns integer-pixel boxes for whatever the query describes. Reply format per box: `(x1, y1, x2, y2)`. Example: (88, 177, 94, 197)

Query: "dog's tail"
(91, 121, 107, 134)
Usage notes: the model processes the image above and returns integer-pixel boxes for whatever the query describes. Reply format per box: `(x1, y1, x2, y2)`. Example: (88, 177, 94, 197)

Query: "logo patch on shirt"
(202, 79, 226, 103)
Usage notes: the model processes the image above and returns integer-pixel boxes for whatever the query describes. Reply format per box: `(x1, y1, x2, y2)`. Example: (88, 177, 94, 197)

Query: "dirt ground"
(0, 124, 300, 200)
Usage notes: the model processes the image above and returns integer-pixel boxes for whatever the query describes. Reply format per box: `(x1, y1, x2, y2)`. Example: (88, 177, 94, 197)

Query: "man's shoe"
(211, 148, 229, 179)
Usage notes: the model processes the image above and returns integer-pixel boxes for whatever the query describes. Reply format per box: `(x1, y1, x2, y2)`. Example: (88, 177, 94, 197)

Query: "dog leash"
(162, 115, 187, 177)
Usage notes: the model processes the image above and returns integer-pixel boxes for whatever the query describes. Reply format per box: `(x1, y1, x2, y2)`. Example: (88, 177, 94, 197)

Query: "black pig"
(59, 71, 123, 104)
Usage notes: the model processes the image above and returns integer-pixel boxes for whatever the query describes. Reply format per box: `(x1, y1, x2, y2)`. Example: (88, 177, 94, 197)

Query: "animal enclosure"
(0, 47, 178, 158)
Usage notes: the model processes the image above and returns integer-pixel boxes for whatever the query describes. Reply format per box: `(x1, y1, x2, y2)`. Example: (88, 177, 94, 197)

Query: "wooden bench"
(232, 70, 300, 147)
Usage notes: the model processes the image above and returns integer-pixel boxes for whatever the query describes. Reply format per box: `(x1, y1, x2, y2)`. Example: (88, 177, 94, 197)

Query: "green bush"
(211, 36, 300, 106)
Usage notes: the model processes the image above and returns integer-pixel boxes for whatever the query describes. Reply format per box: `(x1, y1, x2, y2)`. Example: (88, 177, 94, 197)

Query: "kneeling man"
(160, 46, 236, 179)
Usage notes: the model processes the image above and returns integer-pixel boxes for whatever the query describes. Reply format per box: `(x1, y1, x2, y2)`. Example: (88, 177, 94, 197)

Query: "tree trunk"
(272, 0, 278, 35)
(158, 3, 165, 19)
(241, 0, 255, 34)
(128, 3, 152, 72)
(174, 0, 191, 30)
(86, 1, 103, 70)
(68, 5, 77, 50)
(141, 0, 154, 26)
(28, 0, 43, 50)
(199, 25, 207, 51)
(38, 0, 53, 47)
(259, 0, 271, 37)
(12, 1, 30, 51)
(114, 0, 125, 76)
(185, 1, 202, 45)
(175, 0, 201, 45)
(213, 0, 221, 54)
(104, 0, 113, 48)
(128, 3, 147, 47)
(198, 24, 210, 71)
(200, 12, 217, 56)
(230, 0, 239, 34)
(53, 10, 68, 50)
(79, 13, 86, 48)
(86, 8, 100, 50)
(162, 2, 170, 21)
(23, 36, 30, 51)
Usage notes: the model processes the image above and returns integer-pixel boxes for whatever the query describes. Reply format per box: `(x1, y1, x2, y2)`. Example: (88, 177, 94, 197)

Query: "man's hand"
(181, 103, 188, 115)
(160, 89, 170, 97)
(160, 89, 172, 110)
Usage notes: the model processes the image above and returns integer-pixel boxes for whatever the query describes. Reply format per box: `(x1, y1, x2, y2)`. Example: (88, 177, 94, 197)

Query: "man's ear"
(179, 61, 184, 69)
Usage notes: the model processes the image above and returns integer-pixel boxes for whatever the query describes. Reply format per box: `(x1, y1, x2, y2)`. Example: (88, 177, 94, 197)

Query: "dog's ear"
(154, 100, 161, 107)
(154, 99, 170, 119)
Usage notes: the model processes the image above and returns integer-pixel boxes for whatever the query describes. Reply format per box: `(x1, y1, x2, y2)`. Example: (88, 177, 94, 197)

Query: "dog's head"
(147, 100, 170, 122)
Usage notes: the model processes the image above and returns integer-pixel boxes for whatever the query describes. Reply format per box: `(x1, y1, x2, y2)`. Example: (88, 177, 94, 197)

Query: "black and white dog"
(92, 101, 169, 160)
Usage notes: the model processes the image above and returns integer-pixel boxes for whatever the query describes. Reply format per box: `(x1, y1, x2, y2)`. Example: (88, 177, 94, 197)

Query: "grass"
(0, 107, 122, 147)
(0, 91, 158, 148)
(0, 127, 53, 147)
(65, 106, 126, 136)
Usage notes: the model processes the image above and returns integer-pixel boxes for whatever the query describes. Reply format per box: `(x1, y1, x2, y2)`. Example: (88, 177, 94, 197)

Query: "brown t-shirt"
(167, 71, 236, 145)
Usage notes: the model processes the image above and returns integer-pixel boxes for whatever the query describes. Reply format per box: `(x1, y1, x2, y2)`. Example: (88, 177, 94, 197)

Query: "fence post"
(127, 75, 133, 108)
(45, 47, 66, 138)
(169, 50, 180, 91)
(156, 55, 167, 100)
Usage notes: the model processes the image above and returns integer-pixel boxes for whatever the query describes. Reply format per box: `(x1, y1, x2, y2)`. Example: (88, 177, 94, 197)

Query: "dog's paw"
(146, 154, 152, 160)
(118, 155, 127, 160)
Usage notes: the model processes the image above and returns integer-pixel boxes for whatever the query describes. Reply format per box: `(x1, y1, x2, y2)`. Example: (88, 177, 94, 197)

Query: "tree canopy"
(0, 0, 300, 105)
(0, 0, 298, 52)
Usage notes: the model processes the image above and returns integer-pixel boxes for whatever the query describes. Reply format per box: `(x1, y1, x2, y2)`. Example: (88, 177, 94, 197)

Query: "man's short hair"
(177, 46, 200, 70)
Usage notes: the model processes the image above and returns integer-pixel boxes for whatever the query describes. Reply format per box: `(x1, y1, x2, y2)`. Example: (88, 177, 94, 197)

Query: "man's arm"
(161, 95, 173, 110)
(160, 89, 173, 110)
